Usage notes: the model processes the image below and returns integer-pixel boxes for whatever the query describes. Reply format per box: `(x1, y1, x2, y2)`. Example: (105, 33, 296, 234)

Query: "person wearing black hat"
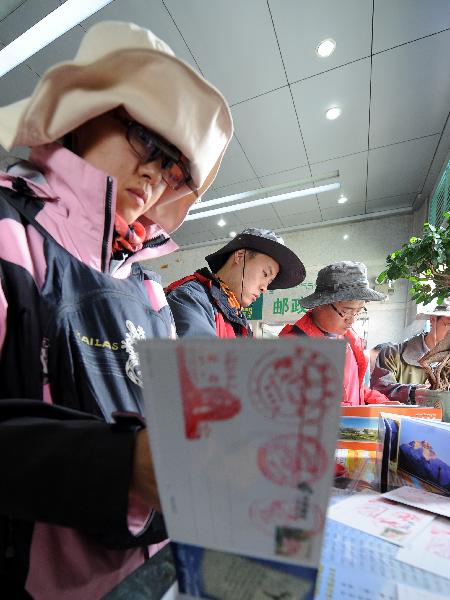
(279, 261, 398, 406)
(166, 228, 305, 338)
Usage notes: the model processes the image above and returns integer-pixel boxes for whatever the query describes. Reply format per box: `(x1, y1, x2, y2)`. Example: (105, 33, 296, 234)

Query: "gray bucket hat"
(205, 228, 305, 290)
(300, 261, 386, 309)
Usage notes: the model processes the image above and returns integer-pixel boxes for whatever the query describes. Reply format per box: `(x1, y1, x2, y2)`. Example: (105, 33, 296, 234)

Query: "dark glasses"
(114, 113, 198, 196)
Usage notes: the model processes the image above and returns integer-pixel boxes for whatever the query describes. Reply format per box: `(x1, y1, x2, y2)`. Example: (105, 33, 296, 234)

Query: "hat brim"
(205, 233, 306, 289)
(300, 287, 386, 309)
(416, 310, 450, 319)
(0, 44, 233, 234)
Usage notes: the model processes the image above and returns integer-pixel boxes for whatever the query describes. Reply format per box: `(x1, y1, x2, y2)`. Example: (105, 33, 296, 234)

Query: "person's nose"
(260, 282, 269, 294)
(138, 158, 164, 187)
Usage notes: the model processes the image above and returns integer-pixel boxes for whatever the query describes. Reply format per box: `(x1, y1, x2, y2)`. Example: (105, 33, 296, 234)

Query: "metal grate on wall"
(428, 160, 450, 227)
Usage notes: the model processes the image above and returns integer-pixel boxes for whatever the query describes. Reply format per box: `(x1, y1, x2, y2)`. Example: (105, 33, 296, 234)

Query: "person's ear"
(233, 249, 246, 264)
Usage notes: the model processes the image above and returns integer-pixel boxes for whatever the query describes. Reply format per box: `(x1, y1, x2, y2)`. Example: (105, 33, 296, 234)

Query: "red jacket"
(280, 311, 389, 406)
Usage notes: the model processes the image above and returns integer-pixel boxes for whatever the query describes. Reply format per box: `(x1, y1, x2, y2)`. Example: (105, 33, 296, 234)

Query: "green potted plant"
(377, 212, 450, 396)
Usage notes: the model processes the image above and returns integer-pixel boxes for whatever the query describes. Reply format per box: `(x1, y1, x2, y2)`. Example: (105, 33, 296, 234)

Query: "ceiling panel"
(370, 31, 450, 148)
(83, 0, 200, 72)
(321, 202, 365, 221)
(269, 0, 372, 83)
(373, 0, 450, 53)
(201, 178, 261, 202)
(209, 138, 256, 188)
(235, 204, 282, 223)
(311, 152, 367, 209)
(292, 58, 370, 164)
(366, 193, 415, 212)
(0, 61, 39, 105)
(232, 87, 308, 176)
(367, 135, 439, 200)
(259, 165, 311, 188)
(0, 0, 59, 44)
(165, 0, 286, 105)
(237, 216, 283, 232)
(279, 209, 322, 228)
(270, 193, 320, 218)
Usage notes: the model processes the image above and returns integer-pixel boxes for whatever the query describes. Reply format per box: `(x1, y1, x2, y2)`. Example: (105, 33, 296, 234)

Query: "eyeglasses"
(114, 113, 198, 196)
(330, 304, 367, 321)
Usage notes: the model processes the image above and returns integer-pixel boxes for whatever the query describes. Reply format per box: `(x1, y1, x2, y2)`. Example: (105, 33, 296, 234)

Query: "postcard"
(396, 517, 450, 580)
(139, 337, 346, 598)
(327, 492, 434, 545)
(383, 486, 450, 518)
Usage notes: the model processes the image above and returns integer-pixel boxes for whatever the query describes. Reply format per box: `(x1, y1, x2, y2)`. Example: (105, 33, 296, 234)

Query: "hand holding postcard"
(139, 337, 346, 599)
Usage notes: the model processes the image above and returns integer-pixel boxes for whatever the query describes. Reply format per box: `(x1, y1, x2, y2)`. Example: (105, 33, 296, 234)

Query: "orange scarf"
(112, 213, 146, 254)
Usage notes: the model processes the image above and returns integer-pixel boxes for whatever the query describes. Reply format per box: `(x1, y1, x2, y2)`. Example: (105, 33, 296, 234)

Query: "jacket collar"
(12, 143, 177, 270)
(402, 332, 429, 366)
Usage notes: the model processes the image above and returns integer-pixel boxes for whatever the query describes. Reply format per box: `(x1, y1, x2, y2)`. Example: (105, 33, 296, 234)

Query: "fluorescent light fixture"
(229, 231, 237, 237)
(217, 218, 226, 227)
(343, 234, 349, 240)
(316, 38, 336, 58)
(186, 182, 340, 221)
(0, 0, 113, 77)
(326, 107, 341, 120)
(338, 195, 348, 204)
(191, 170, 339, 212)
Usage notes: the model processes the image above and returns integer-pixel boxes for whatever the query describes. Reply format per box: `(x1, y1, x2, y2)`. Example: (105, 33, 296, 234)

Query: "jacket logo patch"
(121, 320, 146, 387)
(75, 330, 120, 350)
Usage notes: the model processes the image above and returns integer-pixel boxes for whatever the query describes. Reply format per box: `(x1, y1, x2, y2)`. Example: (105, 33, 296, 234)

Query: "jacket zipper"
(101, 176, 113, 272)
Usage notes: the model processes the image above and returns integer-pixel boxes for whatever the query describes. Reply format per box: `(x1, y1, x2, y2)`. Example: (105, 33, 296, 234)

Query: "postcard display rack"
(139, 337, 346, 600)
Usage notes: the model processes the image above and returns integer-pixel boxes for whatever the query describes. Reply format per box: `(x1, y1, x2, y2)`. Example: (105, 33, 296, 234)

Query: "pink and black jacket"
(0, 143, 178, 599)
(166, 268, 253, 338)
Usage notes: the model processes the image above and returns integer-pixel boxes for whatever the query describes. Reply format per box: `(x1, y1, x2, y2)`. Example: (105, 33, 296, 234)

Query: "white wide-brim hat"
(0, 21, 233, 233)
(416, 298, 450, 319)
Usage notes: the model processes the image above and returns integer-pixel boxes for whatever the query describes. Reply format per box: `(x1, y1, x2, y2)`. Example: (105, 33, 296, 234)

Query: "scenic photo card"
(139, 337, 346, 599)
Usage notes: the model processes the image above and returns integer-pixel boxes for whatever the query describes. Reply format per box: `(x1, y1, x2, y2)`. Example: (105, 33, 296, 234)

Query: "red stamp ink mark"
(249, 348, 338, 423)
(257, 434, 327, 486)
(177, 347, 241, 439)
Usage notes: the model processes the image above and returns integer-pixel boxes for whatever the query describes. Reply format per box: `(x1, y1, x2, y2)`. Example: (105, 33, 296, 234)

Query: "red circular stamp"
(257, 434, 327, 487)
(249, 348, 339, 423)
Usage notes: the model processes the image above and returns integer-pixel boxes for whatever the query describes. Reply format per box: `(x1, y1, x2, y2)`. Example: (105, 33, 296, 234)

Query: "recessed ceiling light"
(326, 107, 341, 120)
(229, 231, 237, 237)
(217, 218, 226, 227)
(316, 38, 336, 58)
(338, 196, 348, 204)
(343, 234, 349, 240)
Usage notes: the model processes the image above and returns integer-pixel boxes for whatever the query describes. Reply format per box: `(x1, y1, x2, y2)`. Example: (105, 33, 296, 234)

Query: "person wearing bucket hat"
(371, 299, 450, 403)
(0, 20, 233, 599)
(280, 261, 397, 406)
(165, 228, 305, 338)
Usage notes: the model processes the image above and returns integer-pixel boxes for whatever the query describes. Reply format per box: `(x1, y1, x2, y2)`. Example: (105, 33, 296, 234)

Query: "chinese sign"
(242, 294, 263, 320)
(269, 281, 315, 319)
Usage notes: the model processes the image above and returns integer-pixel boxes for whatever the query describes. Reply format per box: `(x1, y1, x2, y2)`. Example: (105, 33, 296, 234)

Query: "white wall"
(145, 213, 417, 349)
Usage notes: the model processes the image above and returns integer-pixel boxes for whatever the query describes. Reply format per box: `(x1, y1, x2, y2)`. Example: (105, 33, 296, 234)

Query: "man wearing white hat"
(371, 300, 450, 403)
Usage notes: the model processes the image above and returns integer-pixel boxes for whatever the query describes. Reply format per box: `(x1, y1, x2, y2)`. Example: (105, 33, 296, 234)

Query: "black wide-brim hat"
(205, 228, 305, 290)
